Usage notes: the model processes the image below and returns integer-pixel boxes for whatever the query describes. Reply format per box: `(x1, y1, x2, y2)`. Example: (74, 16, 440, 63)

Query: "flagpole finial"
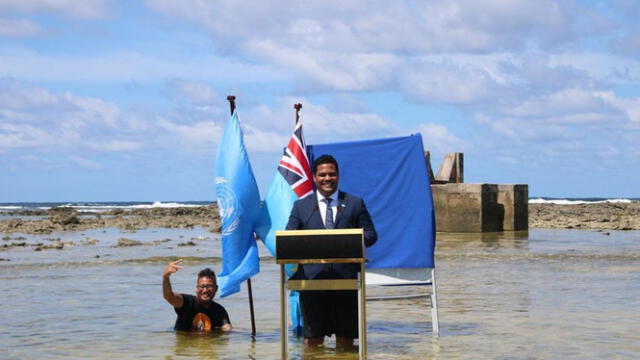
(226, 95, 236, 115)
(294, 103, 302, 124)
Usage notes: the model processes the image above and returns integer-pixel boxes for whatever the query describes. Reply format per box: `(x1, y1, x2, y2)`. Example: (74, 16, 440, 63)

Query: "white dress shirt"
(316, 189, 338, 226)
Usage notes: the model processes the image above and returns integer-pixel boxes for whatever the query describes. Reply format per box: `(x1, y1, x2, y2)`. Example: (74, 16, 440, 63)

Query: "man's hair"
(198, 268, 217, 283)
(312, 154, 339, 174)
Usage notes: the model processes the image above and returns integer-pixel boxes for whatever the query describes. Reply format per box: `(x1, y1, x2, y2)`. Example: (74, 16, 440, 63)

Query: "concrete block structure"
(432, 183, 499, 232)
(431, 183, 528, 232)
(428, 152, 529, 233)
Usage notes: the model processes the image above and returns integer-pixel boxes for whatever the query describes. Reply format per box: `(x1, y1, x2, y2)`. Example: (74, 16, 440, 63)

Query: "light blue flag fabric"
(254, 172, 304, 335)
(215, 110, 261, 298)
(255, 172, 298, 255)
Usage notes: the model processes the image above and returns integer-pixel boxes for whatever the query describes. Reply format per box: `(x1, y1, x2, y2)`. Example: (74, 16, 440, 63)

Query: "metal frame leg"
(358, 265, 367, 359)
(430, 268, 440, 336)
(280, 264, 288, 359)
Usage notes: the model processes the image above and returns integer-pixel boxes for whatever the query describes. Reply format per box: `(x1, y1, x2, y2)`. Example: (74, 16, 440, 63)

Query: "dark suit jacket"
(285, 191, 377, 280)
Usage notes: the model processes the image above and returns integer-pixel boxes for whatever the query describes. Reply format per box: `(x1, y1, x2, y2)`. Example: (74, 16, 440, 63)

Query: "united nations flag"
(215, 108, 261, 297)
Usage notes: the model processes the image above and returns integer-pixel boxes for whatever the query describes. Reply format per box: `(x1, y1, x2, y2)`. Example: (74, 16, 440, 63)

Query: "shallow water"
(1, 228, 639, 359)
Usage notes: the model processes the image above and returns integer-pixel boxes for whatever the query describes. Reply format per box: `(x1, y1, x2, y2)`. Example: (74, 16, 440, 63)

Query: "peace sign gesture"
(163, 259, 183, 277)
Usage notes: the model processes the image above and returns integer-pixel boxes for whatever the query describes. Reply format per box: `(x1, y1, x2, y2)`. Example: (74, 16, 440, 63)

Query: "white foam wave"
(72, 202, 204, 211)
(0, 202, 207, 212)
(529, 198, 633, 205)
(127, 201, 202, 209)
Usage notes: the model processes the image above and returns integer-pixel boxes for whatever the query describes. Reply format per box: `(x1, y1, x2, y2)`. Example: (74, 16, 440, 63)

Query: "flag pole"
(226, 95, 257, 336)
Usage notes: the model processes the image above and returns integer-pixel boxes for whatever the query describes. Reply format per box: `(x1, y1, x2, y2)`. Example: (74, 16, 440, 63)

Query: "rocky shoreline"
(529, 201, 640, 231)
(1, 202, 639, 235)
(0, 205, 221, 234)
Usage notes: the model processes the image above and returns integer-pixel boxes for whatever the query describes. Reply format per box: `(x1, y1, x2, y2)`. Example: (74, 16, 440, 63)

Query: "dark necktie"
(323, 198, 334, 229)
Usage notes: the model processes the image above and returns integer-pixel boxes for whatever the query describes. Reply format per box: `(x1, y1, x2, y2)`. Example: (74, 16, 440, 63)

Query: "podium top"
(275, 229, 364, 263)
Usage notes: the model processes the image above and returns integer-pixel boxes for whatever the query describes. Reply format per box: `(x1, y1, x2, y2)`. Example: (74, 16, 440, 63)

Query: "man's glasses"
(197, 285, 217, 290)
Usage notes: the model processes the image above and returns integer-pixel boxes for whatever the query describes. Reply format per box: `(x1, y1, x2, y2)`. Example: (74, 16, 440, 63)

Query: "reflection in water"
(170, 331, 230, 360)
(437, 230, 530, 251)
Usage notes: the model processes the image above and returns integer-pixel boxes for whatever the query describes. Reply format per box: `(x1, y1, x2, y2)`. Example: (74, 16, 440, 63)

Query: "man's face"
(196, 276, 217, 303)
(314, 163, 339, 197)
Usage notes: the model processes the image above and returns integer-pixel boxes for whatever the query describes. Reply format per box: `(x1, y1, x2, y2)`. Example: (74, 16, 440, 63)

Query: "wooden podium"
(275, 228, 367, 359)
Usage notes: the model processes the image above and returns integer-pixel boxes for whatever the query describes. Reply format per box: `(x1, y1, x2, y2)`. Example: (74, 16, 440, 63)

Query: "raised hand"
(163, 259, 183, 277)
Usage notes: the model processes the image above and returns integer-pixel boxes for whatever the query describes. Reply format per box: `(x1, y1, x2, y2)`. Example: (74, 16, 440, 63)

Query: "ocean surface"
(1, 202, 640, 359)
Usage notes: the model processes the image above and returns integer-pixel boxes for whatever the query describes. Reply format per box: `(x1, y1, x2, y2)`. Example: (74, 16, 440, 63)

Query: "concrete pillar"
(497, 184, 528, 231)
(424, 151, 436, 184)
(434, 152, 463, 183)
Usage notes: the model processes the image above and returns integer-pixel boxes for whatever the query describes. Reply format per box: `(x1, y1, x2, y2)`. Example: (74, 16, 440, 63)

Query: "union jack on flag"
(278, 114, 313, 198)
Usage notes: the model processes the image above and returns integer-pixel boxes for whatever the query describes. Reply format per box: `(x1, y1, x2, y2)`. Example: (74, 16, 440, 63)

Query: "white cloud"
(0, 79, 149, 152)
(415, 123, 467, 153)
(142, 0, 636, 120)
(66, 93, 123, 128)
(85, 140, 142, 152)
(550, 52, 640, 83)
(0, 0, 111, 19)
(252, 97, 400, 143)
(241, 124, 289, 153)
(0, 80, 417, 158)
(0, 122, 52, 148)
(146, 0, 581, 54)
(502, 88, 619, 121)
(478, 116, 568, 141)
(204, 96, 403, 148)
(399, 59, 502, 104)
(304, 106, 397, 139)
(68, 155, 102, 169)
(0, 47, 287, 83)
(156, 117, 221, 149)
(169, 79, 220, 105)
(0, 18, 44, 37)
(0, 78, 60, 111)
(0, 79, 149, 131)
(247, 41, 399, 91)
(597, 91, 640, 124)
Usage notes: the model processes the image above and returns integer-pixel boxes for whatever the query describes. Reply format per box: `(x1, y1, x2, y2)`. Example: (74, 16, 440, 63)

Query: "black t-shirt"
(174, 294, 231, 331)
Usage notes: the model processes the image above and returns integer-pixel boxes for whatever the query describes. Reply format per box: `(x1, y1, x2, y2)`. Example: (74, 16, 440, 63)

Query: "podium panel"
(275, 228, 367, 359)
(275, 228, 364, 262)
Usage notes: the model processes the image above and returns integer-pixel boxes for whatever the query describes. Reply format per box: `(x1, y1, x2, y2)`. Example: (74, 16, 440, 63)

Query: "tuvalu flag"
(215, 108, 261, 298)
(256, 112, 313, 254)
(255, 105, 313, 334)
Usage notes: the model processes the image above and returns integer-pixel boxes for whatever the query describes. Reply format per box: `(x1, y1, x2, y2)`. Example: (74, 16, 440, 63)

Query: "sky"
(1, 0, 639, 202)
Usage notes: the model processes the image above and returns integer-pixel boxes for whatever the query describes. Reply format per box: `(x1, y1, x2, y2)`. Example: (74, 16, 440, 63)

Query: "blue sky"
(1, 0, 639, 202)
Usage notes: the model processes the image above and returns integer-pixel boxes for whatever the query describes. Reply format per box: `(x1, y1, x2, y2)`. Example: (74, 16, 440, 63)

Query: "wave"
(0, 201, 214, 212)
(529, 198, 634, 205)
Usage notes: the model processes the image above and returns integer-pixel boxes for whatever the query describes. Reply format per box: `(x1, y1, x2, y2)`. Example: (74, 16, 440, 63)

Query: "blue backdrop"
(308, 134, 436, 268)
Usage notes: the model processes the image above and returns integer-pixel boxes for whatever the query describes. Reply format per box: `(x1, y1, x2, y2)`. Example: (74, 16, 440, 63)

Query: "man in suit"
(286, 154, 377, 349)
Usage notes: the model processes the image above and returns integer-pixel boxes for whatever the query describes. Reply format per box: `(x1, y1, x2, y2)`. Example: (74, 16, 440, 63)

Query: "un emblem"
(215, 177, 240, 236)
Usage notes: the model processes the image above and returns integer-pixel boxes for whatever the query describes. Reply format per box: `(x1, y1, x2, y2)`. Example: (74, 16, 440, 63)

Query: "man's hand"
(163, 259, 184, 308)
(163, 259, 183, 278)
